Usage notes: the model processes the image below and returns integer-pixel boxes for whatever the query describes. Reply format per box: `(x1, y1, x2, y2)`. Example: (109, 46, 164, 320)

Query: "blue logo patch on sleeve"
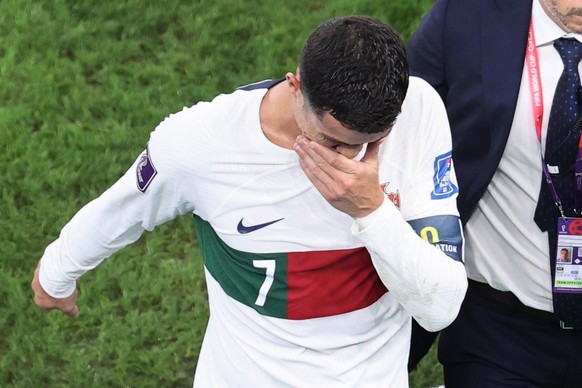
(431, 151, 458, 199)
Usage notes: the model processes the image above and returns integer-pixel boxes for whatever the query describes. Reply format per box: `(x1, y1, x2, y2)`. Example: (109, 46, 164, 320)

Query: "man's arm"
(33, 130, 195, 315)
(293, 79, 467, 331)
(353, 200, 466, 331)
(293, 135, 466, 331)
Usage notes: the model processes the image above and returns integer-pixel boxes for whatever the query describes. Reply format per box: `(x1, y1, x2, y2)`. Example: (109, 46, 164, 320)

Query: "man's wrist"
(353, 196, 387, 231)
(38, 260, 76, 299)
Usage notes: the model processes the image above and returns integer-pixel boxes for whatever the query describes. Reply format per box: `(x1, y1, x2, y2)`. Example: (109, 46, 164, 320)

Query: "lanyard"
(526, 20, 544, 142)
(526, 20, 582, 216)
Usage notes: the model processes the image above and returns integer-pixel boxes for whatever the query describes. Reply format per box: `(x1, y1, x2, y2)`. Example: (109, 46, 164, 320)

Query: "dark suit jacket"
(407, 0, 533, 222)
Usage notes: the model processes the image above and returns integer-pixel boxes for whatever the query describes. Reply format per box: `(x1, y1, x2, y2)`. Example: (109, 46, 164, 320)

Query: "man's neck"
(259, 82, 301, 149)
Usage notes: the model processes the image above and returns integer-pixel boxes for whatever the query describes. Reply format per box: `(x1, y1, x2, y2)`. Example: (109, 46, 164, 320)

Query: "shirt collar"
(532, 0, 582, 46)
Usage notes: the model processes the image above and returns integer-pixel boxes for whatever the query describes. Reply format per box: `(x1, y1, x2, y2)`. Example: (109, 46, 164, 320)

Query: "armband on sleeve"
(407, 215, 464, 262)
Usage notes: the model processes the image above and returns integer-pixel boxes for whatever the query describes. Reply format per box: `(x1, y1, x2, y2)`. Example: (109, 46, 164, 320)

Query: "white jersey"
(39, 76, 466, 387)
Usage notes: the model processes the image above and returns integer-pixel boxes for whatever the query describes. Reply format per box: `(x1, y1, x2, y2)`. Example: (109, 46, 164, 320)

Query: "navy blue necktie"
(534, 38, 582, 328)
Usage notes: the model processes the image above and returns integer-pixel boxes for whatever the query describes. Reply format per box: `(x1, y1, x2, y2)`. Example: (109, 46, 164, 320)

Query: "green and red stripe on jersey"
(194, 216, 388, 320)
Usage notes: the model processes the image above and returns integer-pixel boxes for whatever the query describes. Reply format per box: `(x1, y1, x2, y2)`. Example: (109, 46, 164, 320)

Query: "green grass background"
(1, 0, 441, 386)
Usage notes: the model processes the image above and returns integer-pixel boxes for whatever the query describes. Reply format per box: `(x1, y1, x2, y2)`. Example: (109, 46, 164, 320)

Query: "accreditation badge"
(554, 218, 582, 293)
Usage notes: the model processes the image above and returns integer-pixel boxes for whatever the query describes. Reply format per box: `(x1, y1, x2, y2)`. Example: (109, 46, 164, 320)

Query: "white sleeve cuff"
(352, 197, 390, 232)
(38, 243, 77, 298)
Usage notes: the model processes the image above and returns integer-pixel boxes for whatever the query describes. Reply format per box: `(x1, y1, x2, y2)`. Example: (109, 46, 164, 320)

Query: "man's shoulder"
(400, 77, 445, 116)
(388, 76, 451, 149)
(203, 78, 282, 112)
(236, 79, 283, 92)
(406, 76, 441, 98)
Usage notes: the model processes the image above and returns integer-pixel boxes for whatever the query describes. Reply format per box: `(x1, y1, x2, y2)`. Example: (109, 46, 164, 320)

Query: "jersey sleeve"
(353, 202, 466, 332)
(39, 114, 196, 298)
(353, 78, 467, 332)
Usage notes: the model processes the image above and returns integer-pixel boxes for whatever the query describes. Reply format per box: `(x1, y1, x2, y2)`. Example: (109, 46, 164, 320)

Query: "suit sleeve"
(407, 0, 449, 99)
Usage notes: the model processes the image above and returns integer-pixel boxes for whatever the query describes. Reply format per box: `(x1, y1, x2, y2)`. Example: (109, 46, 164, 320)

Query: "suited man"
(408, 0, 582, 386)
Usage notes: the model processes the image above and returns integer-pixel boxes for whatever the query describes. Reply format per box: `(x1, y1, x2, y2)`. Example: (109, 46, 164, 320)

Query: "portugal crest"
(380, 182, 400, 210)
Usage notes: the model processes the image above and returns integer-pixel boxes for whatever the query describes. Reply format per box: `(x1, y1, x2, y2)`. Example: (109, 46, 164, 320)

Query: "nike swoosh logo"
(237, 217, 284, 234)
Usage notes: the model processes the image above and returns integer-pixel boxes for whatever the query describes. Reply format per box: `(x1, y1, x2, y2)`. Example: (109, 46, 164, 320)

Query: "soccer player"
(32, 16, 467, 386)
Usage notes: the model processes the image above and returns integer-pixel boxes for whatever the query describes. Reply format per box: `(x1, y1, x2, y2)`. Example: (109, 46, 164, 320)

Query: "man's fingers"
(33, 291, 79, 318)
(294, 136, 334, 187)
(360, 138, 383, 166)
(294, 135, 355, 177)
(63, 304, 80, 318)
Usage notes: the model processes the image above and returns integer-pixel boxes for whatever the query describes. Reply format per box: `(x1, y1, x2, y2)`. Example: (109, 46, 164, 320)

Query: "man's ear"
(285, 70, 301, 92)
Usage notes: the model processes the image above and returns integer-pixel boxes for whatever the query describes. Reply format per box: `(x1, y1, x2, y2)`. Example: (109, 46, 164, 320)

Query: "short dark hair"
(299, 15, 409, 134)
